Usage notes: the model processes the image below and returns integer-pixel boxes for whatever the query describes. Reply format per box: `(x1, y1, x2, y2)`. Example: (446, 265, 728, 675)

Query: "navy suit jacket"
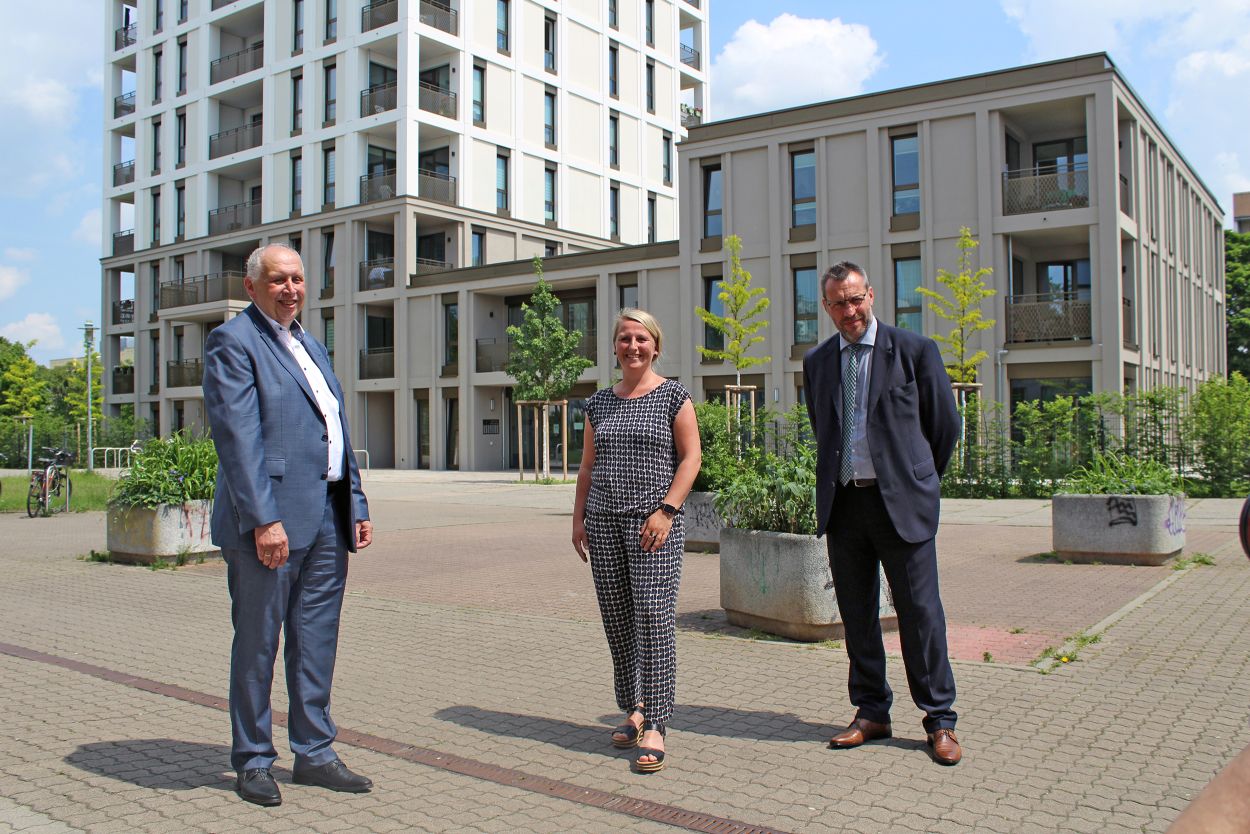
(202, 304, 369, 553)
(803, 321, 960, 543)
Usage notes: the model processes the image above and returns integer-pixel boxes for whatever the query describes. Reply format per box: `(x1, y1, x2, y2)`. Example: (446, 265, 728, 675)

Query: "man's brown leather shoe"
(927, 728, 962, 765)
(828, 717, 892, 748)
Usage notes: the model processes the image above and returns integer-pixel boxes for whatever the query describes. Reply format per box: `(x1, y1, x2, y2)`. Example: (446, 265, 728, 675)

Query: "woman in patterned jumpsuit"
(572, 308, 702, 773)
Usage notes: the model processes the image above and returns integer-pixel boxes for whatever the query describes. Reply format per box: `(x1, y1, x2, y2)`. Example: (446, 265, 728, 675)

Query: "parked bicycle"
(27, 448, 74, 518)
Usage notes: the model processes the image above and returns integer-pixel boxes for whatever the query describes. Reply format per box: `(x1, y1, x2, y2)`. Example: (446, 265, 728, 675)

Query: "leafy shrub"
(1057, 450, 1183, 496)
(110, 432, 217, 508)
(692, 400, 749, 492)
(1188, 373, 1250, 496)
(714, 406, 818, 534)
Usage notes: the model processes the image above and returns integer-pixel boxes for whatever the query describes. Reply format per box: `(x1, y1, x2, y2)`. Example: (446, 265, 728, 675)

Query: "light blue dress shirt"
(837, 316, 877, 482)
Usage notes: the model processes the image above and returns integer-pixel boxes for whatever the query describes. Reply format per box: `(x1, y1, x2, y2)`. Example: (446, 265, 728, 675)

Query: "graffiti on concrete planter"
(1106, 496, 1138, 527)
(1164, 495, 1186, 536)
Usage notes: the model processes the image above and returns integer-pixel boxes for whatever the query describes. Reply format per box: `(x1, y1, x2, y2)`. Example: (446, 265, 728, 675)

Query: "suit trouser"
(826, 483, 957, 732)
(585, 513, 684, 724)
(225, 489, 349, 772)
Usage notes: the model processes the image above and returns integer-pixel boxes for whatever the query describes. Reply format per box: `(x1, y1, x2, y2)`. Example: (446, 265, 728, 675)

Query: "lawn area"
(0, 470, 117, 514)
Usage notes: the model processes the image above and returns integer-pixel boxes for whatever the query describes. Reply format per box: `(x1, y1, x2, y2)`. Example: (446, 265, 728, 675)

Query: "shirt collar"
(258, 309, 305, 342)
(838, 316, 877, 353)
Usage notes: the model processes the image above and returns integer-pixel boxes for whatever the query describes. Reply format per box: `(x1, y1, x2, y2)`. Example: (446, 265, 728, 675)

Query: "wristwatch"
(658, 502, 680, 518)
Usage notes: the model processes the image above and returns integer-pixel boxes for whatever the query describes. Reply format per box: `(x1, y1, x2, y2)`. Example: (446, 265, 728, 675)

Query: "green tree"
(505, 257, 594, 479)
(1189, 373, 1250, 495)
(1226, 230, 1250, 378)
(0, 353, 48, 418)
(695, 234, 771, 385)
(917, 226, 997, 384)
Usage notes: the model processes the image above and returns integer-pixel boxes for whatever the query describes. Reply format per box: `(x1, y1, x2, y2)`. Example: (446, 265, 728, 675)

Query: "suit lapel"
(244, 305, 319, 411)
(866, 324, 893, 418)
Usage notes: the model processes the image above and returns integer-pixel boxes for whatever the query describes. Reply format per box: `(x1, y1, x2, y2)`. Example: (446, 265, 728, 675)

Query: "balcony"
(417, 169, 456, 204)
(361, 0, 398, 31)
(158, 271, 248, 310)
(167, 358, 203, 388)
(474, 332, 595, 373)
(1005, 292, 1092, 344)
(359, 258, 395, 291)
(113, 160, 135, 187)
(360, 169, 397, 203)
(112, 230, 135, 256)
(209, 42, 264, 85)
(419, 0, 458, 35)
(114, 91, 136, 119)
(112, 366, 135, 395)
(680, 44, 700, 70)
(1119, 174, 1132, 218)
(207, 200, 261, 235)
(413, 257, 452, 276)
(209, 120, 263, 159)
(418, 81, 456, 118)
(112, 299, 135, 325)
(680, 103, 702, 129)
(115, 22, 137, 50)
(360, 80, 398, 116)
(359, 347, 395, 379)
(1002, 164, 1090, 215)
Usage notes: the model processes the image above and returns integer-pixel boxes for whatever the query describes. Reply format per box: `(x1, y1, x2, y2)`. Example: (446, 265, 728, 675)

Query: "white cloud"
(0, 265, 28, 302)
(710, 14, 883, 120)
(4, 248, 36, 262)
(0, 313, 64, 353)
(73, 209, 102, 246)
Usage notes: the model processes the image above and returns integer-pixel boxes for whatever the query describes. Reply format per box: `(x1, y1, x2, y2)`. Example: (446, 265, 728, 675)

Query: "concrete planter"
(684, 491, 723, 552)
(106, 500, 219, 565)
(1051, 493, 1186, 565)
(719, 527, 896, 642)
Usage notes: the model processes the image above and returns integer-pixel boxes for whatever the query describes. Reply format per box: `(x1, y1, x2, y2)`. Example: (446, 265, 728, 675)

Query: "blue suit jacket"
(803, 322, 960, 543)
(202, 304, 369, 553)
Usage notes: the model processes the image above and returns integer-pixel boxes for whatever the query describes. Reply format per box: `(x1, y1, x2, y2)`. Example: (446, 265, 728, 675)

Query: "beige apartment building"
(1235, 191, 1249, 234)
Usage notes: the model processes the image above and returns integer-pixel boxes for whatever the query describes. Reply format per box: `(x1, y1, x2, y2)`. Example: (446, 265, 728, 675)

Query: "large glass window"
(645, 0, 654, 45)
(702, 164, 722, 238)
(322, 146, 336, 205)
(293, 0, 304, 51)
(291, 74, 303, 132)
(704, 276, 724, 352)
(472, 64, 485, 125)
(544, 167, 557, 222)
(323, 64, 337, 124)
(324, 0, 337, 40)
(608, 44, 618, 98)
(892, 134, 919, 216)
(608, 0, 617, 28)
(471, 229, 485, 266)
(176, 39, 187, 94)
(793, 266, 818, 344)
(543, 91, 556, 146)
(497, 0, 509, 52)
(1038, 259, 1091, 300)
(791, 150, 816, 227)
(543, 16, 557, 71)
(444, 302, 458, 364)
(894, 258, 923, 333)
(496, 154, 509, 212)
(620, 284, 638, 311)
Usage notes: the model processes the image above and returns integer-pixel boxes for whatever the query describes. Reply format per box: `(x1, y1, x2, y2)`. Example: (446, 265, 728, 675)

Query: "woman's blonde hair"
(613, 308, 664, 358)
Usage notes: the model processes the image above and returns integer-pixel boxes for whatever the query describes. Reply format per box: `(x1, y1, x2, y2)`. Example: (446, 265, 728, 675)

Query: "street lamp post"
(82, 322, 96, 472)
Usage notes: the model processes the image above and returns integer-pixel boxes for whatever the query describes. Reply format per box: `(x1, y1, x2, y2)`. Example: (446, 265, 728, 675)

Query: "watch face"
(1240, 496, 1250, 560)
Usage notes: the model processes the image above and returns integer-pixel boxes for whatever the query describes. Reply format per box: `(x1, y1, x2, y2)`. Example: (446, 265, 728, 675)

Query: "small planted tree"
(505, 257, 593, 479)
(917, 226, 996, 384)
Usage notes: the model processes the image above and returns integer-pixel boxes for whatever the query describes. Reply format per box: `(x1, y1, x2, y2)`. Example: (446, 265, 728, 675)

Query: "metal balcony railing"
(115, 22, 137, 50)
(209, 120, 263, 159)
(1119, 173, 1132, 218)
(680, 103, 702, 128)
(113, 160, 135, 187)
(419, 0, 458, 34)
(1002, 164, 1090, 215)
(112, 230, 135, 256)
(360, 169, 397, 203)
(417, 168, 456, 204)
(114, 91, 136, 119)
(112, 366, 136, 395)
(359, 258, 395, 291)
(360, 80, 398, 116)
(359, 347, 395, 379)
(414, 257, 451, 276)
(418, 81, 457, 118)
(361, 0, 398, 31)
(680, 44, 700, 69)
(207, 200, 261, 235)
(1122, 297, 1136, 347)
(158, 271, 248, 309)
(209, 42, 264, 85)
(474, 332, 595, 373)
(166, 358, 204, 388)
(1006, 292, 1092, 343)
(112, 299, 135, 325)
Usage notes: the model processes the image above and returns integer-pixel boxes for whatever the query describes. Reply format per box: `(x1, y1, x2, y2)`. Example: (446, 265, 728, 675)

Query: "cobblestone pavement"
(0, 473, 1246, 832)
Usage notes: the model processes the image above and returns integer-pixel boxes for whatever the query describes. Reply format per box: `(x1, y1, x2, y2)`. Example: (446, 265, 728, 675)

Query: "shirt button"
(322, 435, 328, 442)
(320, 474, 327, 480)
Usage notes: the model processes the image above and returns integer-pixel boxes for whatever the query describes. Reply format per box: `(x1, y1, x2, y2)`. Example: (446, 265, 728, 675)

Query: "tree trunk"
(541, 402, 552, 480)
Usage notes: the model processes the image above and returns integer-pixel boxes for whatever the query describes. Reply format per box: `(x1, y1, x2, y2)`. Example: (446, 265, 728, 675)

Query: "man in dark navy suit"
(203, 243, 374, 804)
(803, 261, 963, 765)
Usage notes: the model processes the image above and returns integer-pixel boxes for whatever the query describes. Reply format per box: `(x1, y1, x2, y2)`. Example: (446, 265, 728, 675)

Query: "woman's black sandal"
(632, 721, 666, 773)
(611, 710, 643, 749)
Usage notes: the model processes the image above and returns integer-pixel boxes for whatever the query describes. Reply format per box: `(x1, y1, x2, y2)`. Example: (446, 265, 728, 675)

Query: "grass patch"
(1008, 627, 1025, 634)
(148, 557, 174, 571)
(982, 651, 994, 663)
(742, 627, 787, 643)
(1173, 552, 1216, 571)
(0, 470, 116, 514)
(79, 549, 113, 564)
(1034, 630, 1103, 671)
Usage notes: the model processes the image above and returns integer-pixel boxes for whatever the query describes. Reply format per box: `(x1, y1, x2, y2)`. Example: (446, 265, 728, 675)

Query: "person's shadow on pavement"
(65, 739, 242, 791)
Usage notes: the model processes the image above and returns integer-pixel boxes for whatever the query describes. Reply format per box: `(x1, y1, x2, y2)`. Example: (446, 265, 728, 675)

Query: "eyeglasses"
(823, 294, 868, 312)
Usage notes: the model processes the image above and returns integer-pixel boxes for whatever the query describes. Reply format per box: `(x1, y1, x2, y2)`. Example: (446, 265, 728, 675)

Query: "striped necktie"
(840, 343, 867, 485)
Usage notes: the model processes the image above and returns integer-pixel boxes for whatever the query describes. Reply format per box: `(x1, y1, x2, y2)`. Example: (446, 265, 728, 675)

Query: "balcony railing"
(112, 230, 135, 256)
(1122, 297, 1136, 348)
(209, 42, 264, 85)
(115, 22, 137, 50)
(113, 160, 136, 187)
(414, 257, 451, 276)
(114, 91, 136, 119)
(319, 267, 335, 299)
(112, 366, 136, 395)
(166, 358, 204, 388)
(475, 332, 596, 373)
(209, 120, 263, 159)
(1119, 173, 1132, 218)
(359, 258, 395, 291)
(1002, 164, 1090, 215)
(158, 271, 248, 310)
(419, 0, 458, 34)
(112, 299, 135, 325)
(1006, 292, 1092, 343)
(359, 347, 395, 379)
(680, 103, 702, 128)
(417, 168, 456, 204)
(418, 81, 457, 118)
(211, 0, 239, 8)
(361, 0, 398, 31)
(360, 80, 398, 116)
(680, 44, 700, 69)
(360, 169, 397, 203)
(207, 200, 261, 236)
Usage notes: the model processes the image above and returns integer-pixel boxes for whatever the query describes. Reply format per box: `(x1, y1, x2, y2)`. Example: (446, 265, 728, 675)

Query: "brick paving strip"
(0, 641, 791, 834)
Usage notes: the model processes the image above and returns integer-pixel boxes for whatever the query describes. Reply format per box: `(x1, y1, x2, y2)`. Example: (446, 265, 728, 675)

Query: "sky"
(1, 0, 1248, 364)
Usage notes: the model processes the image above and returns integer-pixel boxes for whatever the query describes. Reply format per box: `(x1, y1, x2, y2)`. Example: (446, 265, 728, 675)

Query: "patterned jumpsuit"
(583, 379, 690, 726)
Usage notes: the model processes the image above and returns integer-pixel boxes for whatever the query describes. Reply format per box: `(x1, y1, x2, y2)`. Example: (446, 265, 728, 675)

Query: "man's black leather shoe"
(235, 768, 282, 806)
(292, 759, 373, 793)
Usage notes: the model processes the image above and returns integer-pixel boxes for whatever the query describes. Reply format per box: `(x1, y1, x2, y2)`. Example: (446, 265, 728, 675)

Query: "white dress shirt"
(262, 313, 345, 482)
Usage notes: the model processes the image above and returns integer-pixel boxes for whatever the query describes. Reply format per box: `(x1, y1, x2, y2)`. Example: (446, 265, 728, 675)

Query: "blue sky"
(2, 0, 1248, 364)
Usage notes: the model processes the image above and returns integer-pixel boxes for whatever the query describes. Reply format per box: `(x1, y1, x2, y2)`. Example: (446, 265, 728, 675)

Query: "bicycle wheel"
(26, 479, 41, 518)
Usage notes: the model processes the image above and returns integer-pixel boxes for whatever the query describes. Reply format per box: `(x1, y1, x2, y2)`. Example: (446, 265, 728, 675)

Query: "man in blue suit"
(203, 243, 373, 805)
(803, 261, 963, 766)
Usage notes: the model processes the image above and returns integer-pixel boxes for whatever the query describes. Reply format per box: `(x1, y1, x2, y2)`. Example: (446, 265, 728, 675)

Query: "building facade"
(1235, 191, 1249, 234)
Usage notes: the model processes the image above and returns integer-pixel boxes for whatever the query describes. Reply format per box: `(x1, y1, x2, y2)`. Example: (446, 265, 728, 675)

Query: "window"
(791, 150, 816, 227)
(175, 182, 185, 238)
(608, 0, 617, 29)
(154, 0, 164, 31)
(291, 74, 303, 133)
(544, 166, 556, 222)
(444, 302, 459, 364)
(151, 119, 162, 174)
(153, 50, 163, 103)
(662, 133, 672, 184)
(894, 258, 922, 333)
(1038, 260, 1091, 300)
(323, 313, 335, 361)
(151, 189, 161, 243)
(178, 0, 187, 23)
(704, 276, 724, 351)
(175, 112, 186, 167)
(608, 44, 619, 98)
(543, 15, 557, 72)
(322, 146, 336, 205)
(645, 0, 654, 45)
(609, 181, 620, 239)
(543, 90, 556, 147)
(608, 113, 619, 167)
(293, 0, 304, 52)
(472, 64, 485, 125)
(702, 163, 722, 238)
(892, 134, 919, 216)
(176, 38, 187, 95)
(647, 193, 657, 243)
(323, 64, 337, 124)
(792, 266, 819, 344)
(496, 153, 509, 213)
(471, 228, 485, 266)
(290, 153, 302, 214)
(544, 240, 559, 258)
(289, 233, 301, 254)
(620, 283, 638, 311)
(497, 0, 509, 52)
(325, 0, 337, 40)
(322, 229, 335, 289)
(645, 60, 655, 113)
(150, 263, 161, 311)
